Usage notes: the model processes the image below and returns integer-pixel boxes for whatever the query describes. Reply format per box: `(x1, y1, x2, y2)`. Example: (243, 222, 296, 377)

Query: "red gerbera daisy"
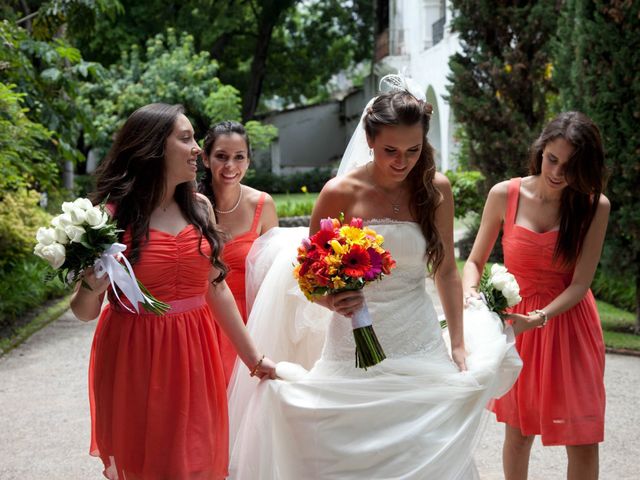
(311, 229, 338, 251)
(341, 244, 371, 278)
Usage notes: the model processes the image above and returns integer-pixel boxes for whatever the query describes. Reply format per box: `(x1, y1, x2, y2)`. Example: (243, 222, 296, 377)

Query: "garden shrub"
(0, 190, 51, 270)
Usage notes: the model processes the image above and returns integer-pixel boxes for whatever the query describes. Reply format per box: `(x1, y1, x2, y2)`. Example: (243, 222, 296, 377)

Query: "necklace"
(366, 162, 404, 214)
(214, 186, 243, 214)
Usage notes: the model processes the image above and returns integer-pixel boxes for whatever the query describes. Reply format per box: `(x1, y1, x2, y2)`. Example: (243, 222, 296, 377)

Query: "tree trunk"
(241, 1, 296, 122)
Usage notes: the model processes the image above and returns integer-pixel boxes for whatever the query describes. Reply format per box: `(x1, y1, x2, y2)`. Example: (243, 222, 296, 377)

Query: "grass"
(0, 294, 71, 356)
(454, 259, 639, 352)
(273, 192, 318, 218)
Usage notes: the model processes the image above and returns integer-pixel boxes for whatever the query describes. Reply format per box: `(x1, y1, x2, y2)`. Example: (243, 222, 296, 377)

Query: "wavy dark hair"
(197, 120, 252, 209)
(92, 103, 227, 282)
(364, 91, 443, 275)
(529, 111, 607, 266)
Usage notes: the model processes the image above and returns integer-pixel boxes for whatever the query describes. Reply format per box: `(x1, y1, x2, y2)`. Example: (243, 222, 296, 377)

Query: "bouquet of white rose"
(34, 198, 170, 315)
(477, 264, 522, 323)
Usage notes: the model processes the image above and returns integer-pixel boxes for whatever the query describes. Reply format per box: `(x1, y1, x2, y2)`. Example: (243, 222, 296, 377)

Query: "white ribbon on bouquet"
(93, 243, 151, 314)
(351, 301, 373, 329)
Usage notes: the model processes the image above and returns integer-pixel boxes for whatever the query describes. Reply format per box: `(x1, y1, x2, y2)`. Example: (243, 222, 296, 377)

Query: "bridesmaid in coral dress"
(70, 104, 276, 480)
(198, 121, 278, 384)
(463, 112, 609, 480)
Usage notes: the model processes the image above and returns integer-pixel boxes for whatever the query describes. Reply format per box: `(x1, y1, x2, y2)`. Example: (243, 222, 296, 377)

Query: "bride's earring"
(369, 149, 373, 157)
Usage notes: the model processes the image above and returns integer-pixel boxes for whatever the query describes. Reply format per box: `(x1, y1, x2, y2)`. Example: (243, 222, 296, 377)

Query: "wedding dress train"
(228, 221, 522, 479)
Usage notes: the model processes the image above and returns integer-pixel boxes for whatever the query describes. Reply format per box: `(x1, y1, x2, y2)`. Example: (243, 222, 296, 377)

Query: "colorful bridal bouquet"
(34, 198, 170, 315)
(294, 216, 396, 369)
(477, 264, 522, 322)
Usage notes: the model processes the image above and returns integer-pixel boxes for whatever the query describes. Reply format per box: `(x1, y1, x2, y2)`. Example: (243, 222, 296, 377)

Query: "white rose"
(55, 213, 74, 228)
(490, 272, 510, 291)
(85, 207, 106, 227)
(68, 205, 87, 225)
(64, 224, 86, 243)
(73, 198, 94, 211)
(54, 227, 69, 245)
(502, 283, 521, 306)
(36, 227, 57, 246)
(35, 242, 66, 269)
(491, 264, 508, 276)
(61, 201, 75, 214)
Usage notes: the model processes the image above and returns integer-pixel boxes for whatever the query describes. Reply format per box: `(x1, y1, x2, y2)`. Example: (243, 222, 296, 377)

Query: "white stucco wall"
(375, 0, 462, 171)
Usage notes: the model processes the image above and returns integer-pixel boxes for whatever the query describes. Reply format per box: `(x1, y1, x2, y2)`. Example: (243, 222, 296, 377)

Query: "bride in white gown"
(227, 75, 522, 480)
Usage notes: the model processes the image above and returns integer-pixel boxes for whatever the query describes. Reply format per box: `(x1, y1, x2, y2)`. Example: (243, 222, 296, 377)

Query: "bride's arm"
(433, 173, 466, 371)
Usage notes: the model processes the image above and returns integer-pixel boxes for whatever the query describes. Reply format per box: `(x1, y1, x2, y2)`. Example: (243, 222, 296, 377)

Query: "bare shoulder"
(195, 192, 215, 222)
(488, 179, 511, 200)
(433, 171, 452, 192)
(597, 193, 611, 211)
(195, 192, 213, 207)
(318, 173, 358, 203)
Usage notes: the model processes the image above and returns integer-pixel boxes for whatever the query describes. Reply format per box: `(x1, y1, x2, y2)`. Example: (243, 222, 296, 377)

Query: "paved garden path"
(1, 298, 638, 479)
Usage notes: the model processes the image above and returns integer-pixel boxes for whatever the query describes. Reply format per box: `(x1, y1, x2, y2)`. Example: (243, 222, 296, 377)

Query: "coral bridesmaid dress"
(88, 224, 229, 479)
(492, 177, 606, 445)
(216, 193, 266, 384)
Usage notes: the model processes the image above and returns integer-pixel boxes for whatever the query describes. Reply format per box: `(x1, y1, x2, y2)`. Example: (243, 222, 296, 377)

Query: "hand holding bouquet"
(477, 264, 522, 322)
(294, 216, 396, 369)
(34, 198, 170, 315)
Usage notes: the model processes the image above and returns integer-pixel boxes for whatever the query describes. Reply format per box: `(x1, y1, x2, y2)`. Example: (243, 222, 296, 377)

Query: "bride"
(227, 76, 522, 479)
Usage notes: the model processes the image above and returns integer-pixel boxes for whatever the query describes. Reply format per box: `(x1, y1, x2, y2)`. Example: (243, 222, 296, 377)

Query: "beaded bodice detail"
(322, 221, 447, 361)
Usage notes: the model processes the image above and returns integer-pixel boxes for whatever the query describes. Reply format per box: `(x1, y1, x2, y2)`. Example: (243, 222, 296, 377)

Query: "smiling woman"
(198, 121, 279, 384)
(69, 104, 276, 480)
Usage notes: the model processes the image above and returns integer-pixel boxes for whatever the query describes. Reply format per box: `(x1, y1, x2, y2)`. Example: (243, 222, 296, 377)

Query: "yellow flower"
(504, 64, 512, 74)
(330, 239, 347, 255)
(339, 225, 366, 245)
(324, 254, 343, 269)
(331, 276, 347, 289)
(495, 90, 502, 100)
(363, 228, 384, 246)
(301, 185, 308, 194)
(544, 62, 553, 80)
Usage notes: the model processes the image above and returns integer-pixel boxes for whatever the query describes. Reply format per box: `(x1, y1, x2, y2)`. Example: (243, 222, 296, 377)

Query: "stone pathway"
(0, 301, 638, 479)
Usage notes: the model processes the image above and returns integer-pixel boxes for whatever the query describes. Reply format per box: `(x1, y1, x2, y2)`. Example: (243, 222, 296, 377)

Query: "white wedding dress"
(228, 221, 522, 480)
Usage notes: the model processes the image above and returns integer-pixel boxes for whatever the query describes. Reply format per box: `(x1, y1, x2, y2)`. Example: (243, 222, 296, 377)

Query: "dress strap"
(250, 192, 267, 234)
(504, 177, 521, 231)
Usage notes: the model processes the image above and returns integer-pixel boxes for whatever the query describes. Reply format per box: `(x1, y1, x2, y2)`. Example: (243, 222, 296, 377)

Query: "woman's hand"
(463, 287, 481, 308)
(451, 346, 467, 372)
(506, 312, 545, 335)
(314, 290, 364, 317)
(250, 356, 277, 380)
(80, 266, 111, 297)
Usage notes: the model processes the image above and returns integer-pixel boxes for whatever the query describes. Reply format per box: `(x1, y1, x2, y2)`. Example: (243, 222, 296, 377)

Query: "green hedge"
(0, 256, 68, 336)
(592, 270, 636, 314)
(244, 167, 333, 194)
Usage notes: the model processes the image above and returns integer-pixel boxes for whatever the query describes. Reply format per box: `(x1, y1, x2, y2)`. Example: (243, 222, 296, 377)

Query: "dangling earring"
(369, 148, 373, 157)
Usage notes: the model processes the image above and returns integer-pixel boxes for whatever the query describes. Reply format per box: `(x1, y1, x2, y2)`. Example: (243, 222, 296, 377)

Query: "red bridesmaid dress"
(216, 192, 266, 384)
(492, 177, 606, 445)
(88, 224, 229, 479)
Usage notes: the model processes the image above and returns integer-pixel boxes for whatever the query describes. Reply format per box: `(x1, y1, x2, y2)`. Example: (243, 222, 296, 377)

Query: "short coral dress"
(88, 224, 228, 479)
(216, 192, 266, 384)
(492, 178, 606, 446)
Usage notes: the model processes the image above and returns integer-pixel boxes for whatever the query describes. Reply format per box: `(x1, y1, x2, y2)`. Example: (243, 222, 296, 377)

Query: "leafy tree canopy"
(447, 0, 560, 188)
(79, 29, 277, 153)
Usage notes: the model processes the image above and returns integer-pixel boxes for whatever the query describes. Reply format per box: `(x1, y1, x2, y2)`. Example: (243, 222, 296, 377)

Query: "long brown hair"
(92, 103, 227, 281)
(363, 91, 444, 275)
(529, 111, 607, 265)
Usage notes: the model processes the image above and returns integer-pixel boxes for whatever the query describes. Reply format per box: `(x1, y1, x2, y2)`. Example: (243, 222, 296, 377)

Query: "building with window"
(374, 0, 461, 171)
